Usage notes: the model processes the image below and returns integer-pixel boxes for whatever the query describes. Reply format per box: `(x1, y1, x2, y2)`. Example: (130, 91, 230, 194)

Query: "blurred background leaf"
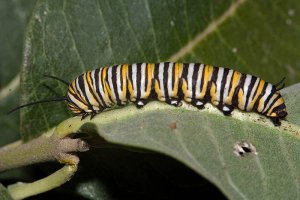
(0, 0, 37, 186)
(0, 0, 36, 144)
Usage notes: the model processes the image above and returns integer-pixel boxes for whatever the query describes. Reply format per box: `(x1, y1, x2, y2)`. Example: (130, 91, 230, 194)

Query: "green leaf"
(280, 84, 300, 126)
(0, 0, 36, 142)
(0, 0, 36, 87)
(51, 82, 300, 200)
(0, 0, 37, 188)
(67, 85, 300, 199)
(0, 184, 13, 200)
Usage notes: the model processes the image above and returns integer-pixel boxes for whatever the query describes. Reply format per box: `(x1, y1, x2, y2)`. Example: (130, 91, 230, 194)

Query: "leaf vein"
(278, 135, 300, 193)
(144, 0, 160, 61)
(119, 0, 148, 61)
(206, 124, 249, 200)
(62, 0, 86, 72)
(168, 0, 247, 62)
(95, 0, 116, 64)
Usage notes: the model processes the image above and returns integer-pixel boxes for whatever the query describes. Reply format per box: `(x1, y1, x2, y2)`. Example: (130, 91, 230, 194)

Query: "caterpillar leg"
(135, 99, 148, 109)
(191, 99, 205, 110)
(89, 107, 104, 119)
(218, 104, 234, 116)
(90, 112, 97, 120)
(81, 112, 89, 120)
(166, 98, 182, 107)
(80, 111, 97, 120)
(271, 117, 281, 126)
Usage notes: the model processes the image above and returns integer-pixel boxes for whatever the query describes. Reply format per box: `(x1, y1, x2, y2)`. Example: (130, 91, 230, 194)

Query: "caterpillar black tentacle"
(43, 74, 70, 85)
(10, 62, 288, 126)
(7, 97, 67, 114)
(274, 77, 286, 88)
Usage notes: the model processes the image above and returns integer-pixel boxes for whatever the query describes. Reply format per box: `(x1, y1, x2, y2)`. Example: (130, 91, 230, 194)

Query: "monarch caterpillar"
(10, 62, 287, 126)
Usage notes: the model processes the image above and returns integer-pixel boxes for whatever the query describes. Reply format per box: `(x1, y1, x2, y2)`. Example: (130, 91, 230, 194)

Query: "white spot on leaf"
(233, 141, 257, 157)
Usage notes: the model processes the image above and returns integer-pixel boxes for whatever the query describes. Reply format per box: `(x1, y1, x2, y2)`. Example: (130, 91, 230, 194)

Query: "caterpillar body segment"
(66, 62, 287, 126)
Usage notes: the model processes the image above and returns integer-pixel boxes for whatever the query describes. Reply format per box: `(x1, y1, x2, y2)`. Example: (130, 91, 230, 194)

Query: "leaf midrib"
(168, 0, 247, 62)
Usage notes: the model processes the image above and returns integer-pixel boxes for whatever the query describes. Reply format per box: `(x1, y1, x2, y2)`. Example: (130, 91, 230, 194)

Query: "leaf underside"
(57, 82, 300, 199)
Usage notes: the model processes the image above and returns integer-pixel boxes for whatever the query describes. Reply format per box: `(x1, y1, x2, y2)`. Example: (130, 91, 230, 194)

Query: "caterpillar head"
(66, 81, 103, 119)
(66, 87, 89, 115)
(66, 93, 102, 120)
(67, 101, 84, 115)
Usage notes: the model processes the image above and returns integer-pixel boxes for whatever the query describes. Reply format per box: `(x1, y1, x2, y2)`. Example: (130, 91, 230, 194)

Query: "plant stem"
(0, 117, 90, 199)
(0, 135, 89, 172)
(7, 164, 77, 200)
